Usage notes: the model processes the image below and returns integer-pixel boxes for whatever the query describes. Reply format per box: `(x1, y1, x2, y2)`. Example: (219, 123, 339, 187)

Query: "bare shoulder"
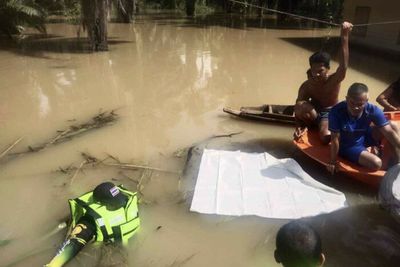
(299, 79, 312, 91)
(326, 72, 342, 85)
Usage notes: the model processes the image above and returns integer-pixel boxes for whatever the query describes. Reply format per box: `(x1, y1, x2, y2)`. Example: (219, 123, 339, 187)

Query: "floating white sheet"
(190, 149, 347, 219)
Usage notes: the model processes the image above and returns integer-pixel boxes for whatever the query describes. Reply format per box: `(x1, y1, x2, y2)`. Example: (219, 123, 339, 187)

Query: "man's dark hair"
(309, 52, 330, 68)
(275, 221, 322, 267)
(347, 82, 369, 97)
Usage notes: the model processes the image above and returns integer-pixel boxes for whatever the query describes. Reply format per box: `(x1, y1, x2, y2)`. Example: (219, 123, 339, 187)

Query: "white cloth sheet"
(190, 149, 347, 219)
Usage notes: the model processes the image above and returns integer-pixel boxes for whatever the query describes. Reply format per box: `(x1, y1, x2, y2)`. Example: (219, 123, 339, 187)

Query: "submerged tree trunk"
(81, 0, 108, 51)
(116, 0, 135, 23)
(185, 0, 195, 17)
(277, 0, 290, 22)
(258, 0, 265, 17)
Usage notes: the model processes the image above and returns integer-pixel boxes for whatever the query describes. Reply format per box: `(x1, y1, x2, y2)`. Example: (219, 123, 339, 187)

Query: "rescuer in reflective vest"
(45, 182, 140, 267)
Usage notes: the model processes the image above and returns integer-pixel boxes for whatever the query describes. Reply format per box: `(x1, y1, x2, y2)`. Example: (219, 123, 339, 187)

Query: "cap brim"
(109, 193, 128, 208)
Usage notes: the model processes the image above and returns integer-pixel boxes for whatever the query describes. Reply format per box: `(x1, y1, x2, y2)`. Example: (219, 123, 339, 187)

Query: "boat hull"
(294, 111, 400, 187)
(223, 105, 295, 125)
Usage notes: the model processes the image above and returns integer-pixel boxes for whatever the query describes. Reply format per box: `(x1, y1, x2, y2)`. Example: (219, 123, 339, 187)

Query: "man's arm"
(327, 106, 341, 174)
(327, 132, 340, 174)
(293, 84, 311, 139)
(294, 83, 311, 120)
(295, 83, 309, 104)
(376, 85, 398, 111)
(45, 218, 96, 267)
(332, 22, 353, 83)
(380, 124, 400, 162)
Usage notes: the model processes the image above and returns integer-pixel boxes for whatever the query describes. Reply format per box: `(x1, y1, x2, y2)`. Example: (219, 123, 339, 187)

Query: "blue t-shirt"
(328, 101, 389, 149)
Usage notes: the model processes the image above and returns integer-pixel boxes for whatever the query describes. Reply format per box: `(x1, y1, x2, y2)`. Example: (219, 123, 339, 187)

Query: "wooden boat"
(223, 104, 295, 124)
(294, 111, 400, 187)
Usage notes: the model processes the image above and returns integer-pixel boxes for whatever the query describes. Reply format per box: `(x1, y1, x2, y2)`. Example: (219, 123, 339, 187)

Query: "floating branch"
(70, 160, 87, 185)
(9, 110, 118, 157)
(57, 152, 181, 181)
(211, 131, 243, 139)
(103, 162, 181, 174)
(0, 137, 23, 160)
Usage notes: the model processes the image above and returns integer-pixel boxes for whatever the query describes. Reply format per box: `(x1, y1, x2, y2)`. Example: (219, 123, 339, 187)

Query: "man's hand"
(341, 21, 353, 35)
(326, 162, 338, 175)
(293, 126, 307, 140)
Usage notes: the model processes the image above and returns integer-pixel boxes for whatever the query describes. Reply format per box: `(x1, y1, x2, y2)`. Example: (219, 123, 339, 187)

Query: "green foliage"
(296, 0, 344, 24)
(194, 0, 215, 15)
(0, 0, 47, 37)
(62, 0, 81, 24)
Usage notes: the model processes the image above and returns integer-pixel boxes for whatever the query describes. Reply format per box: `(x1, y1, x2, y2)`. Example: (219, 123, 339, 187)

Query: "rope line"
(228, 0, 400, 27)
(352, 21, 400, 27)
(229, 0, 339, 26)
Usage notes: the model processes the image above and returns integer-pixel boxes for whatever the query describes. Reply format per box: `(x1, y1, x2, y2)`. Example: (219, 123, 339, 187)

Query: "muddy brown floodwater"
(0, 12, 399, 267)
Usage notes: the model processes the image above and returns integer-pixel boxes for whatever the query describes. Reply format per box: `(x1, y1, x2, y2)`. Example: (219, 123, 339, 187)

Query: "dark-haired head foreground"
(275, 221, 325, 267)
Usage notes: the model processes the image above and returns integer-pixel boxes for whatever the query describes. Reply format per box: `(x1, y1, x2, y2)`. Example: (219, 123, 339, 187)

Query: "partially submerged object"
(223, 105, 295, 124)
(294, 112, 400, 187)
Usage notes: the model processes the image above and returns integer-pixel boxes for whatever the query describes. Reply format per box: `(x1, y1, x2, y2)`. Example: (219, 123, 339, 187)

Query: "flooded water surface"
(1, 13, 399, 266)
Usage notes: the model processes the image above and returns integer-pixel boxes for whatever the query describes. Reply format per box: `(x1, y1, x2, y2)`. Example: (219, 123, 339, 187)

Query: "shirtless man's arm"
(294, 84, 316, 139)
(329, 22, 352, 84)
(295, 84, 313, 121)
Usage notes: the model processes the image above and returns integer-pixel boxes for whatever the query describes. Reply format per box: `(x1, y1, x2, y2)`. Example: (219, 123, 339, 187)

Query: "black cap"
(93, 182, 127, 208)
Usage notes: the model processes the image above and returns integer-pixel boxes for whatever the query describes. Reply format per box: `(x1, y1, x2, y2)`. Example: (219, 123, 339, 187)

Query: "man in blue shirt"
(328, 83, 400, 174)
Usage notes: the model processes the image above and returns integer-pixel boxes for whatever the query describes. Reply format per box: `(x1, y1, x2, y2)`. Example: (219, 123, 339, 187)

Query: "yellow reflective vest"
(69, 185, 140, 245)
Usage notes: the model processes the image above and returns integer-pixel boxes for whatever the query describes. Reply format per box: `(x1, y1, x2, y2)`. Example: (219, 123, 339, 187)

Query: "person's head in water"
(346, 83, 369, 118)
(275, 221, 325, 267)
(93, 182, 128, 211)
(309, 52, 331, 81)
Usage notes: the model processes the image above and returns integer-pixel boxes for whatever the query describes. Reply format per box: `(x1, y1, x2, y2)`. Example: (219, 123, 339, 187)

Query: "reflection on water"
(0, 13, 399, 266)
(36, 86, 50, 118)
(194, 51, 213, 90)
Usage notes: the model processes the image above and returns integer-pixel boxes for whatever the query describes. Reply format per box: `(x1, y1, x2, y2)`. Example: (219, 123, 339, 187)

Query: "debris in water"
(57, 152, 181, 176)
(0, 137, 23, 161)
(7, 110, 118, 159)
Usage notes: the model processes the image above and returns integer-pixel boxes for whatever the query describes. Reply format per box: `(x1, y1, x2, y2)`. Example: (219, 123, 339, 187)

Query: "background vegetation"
(0, 0, 344, 50)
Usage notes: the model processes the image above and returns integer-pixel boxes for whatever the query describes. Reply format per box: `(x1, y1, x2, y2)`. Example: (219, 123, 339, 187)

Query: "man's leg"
(294, 102, 318, 140)
(358, 151, 382, 170)
(319, 119, 331, 144)
(294, 102, 318, 125)
(342, 144, 382, 170)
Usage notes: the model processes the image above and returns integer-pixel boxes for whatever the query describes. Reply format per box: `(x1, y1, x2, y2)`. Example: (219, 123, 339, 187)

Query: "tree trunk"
(258, 0, 265, 17)
(81, 0, 108, 51)
(116, 0, 135, 23)
(223, 0, 233, 13)
(185, 0, 195, 17)
(277, 0, 290, 21)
